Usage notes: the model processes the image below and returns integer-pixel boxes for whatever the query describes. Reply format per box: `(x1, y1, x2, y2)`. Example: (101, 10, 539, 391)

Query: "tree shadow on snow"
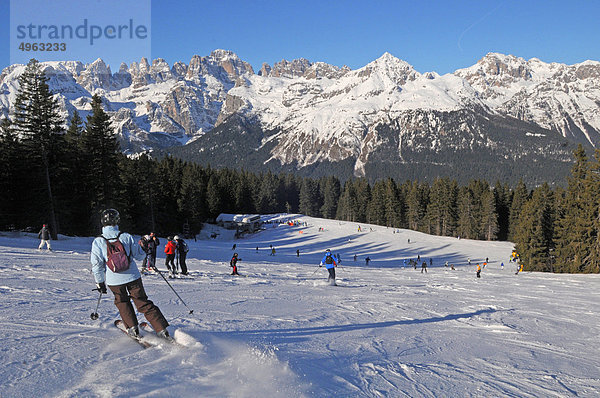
(222, 307, 498, 340)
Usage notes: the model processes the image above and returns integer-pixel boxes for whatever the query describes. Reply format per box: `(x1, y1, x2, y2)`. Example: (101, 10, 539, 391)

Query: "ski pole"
(310, 266, 323, 276)
(155, 268, 194, 314)
(90, 290, 102, 320)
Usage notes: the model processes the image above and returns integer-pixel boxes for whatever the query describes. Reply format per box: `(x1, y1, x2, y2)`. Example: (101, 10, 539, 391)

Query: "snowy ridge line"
(2, 51, 600, 160)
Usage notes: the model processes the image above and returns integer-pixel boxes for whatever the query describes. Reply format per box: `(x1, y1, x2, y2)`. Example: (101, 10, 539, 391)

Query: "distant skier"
(501, 262, 504, 270)
(175, 235, 189, 275)
(515, 263, 523, 275)
(319, 249, 338, 285)
(232, 243, 236, 250)
(429, 258, 433, 267)
(270, 247, 276, 256)
(421, 261, 428, 273)
(138, 235, 150, 273)
(37, 224, 52, 251)
(476, 263, 481, 278)
(354, 254, 357, 262)
(365, 256, 371, 265)
(296, 249, 300, 257)
(230, 253, 241, 275)
(145, 232, 160, 272)
(164, 237, 177, 277)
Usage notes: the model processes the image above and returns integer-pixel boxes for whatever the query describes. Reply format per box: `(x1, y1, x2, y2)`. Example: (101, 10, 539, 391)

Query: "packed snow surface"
(1, 215, 599, 397)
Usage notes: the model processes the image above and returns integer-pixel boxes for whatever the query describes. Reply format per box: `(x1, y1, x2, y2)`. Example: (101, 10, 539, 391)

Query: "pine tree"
(384, 178, 404, 228)
(456, 186, 478, 239)
(405, 181, 428, 232)
(0, 119, 22, 229)
(508, 179, 529, 241)
(480, 189, 499, 241)
(426, 177, 457, 236)
(299, 178, 321, 217)
(580, 149, 600, 273)
(554, 145, 591, 273)
(255, 171, 280, 214)
(336, 180, 355, 221)
(81, 94, 121, 224)
(367, 180, 387, 226)
(494, 181, 511, 241)
(514, 183, 555, 272)
(319, 176, 340, 219)
(12, 59, 65, 238)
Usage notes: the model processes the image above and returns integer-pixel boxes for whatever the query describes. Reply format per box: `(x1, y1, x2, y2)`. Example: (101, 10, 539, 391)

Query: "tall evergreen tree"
(456, 186, 478, 239)
(514, 183, 555, 271)
(319, 176, 340, 219)
(426, 177, 457, 236)
(255, 171, 280, 214)
(0, 119, 22, 229)
(405, 181, 428, 232)
(384, 178, 404, 228)
(583, 149, 600, 273)
(494, 181, 511, 241)
(508, 179, 529, 241)
(480, 189, 499, 241)
(12, 59, 65, 238)
(367, 180, 387, 226)
(554, 145, 591, 273)
(299, 178, 321, 216)
(81, 94, 121, 225)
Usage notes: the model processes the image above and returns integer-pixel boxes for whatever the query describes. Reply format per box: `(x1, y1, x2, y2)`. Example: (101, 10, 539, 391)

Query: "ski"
(113, 319, 154, 349)
(138, 322, 184, 347)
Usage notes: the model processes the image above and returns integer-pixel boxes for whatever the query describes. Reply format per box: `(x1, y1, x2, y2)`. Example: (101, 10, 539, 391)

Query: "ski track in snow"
(1, 216, 600, 397)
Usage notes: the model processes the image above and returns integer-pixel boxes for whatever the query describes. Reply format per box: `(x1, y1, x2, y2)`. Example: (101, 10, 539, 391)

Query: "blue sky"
(1, 0, 599, 74)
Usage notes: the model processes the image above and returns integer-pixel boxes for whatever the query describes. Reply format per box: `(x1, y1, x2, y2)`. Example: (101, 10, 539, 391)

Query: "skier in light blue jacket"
(319, 249, 338, 285)
(91, 209, 170, 339)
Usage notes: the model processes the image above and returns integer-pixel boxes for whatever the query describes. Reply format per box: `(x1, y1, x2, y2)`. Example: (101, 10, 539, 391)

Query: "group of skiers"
(139, 233, 189, 277)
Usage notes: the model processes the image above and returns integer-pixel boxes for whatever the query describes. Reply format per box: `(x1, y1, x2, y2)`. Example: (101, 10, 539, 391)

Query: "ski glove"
(96, 282, 107, 294)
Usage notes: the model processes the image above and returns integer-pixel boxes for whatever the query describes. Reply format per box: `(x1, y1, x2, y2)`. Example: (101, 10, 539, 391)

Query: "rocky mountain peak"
(355, 52, 419, 86)
(265, 58, 312, 78)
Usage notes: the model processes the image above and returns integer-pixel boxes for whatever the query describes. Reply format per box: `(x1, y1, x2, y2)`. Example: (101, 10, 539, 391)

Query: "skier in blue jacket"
(90, 209, 170, 339)
(319, 249, 338, 285)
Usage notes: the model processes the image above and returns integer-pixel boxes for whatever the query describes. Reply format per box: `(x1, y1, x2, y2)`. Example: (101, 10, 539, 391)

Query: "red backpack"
(101, 232, 131, 273)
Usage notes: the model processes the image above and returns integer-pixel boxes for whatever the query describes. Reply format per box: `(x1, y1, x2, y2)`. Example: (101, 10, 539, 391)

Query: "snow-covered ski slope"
(1, 215, 599, 397)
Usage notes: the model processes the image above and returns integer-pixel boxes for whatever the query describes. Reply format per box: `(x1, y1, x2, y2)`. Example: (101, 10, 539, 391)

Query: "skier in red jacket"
(164, 237, 177, 277)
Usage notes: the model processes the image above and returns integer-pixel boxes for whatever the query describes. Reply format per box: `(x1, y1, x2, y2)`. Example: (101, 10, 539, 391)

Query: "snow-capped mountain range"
(1, 50, 598, 182)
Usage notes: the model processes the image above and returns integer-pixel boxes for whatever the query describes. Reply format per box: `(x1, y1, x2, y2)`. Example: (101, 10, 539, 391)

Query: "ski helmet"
(233, 252, 238, 257)
(174, 235, 180, 240)
(168, 236, 173, 241)
(101, 209, 120, 226)
(326, 249, 331, 255)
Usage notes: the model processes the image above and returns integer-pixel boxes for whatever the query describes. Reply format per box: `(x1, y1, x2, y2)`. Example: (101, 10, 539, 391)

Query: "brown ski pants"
(109, 278, 169, 332)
